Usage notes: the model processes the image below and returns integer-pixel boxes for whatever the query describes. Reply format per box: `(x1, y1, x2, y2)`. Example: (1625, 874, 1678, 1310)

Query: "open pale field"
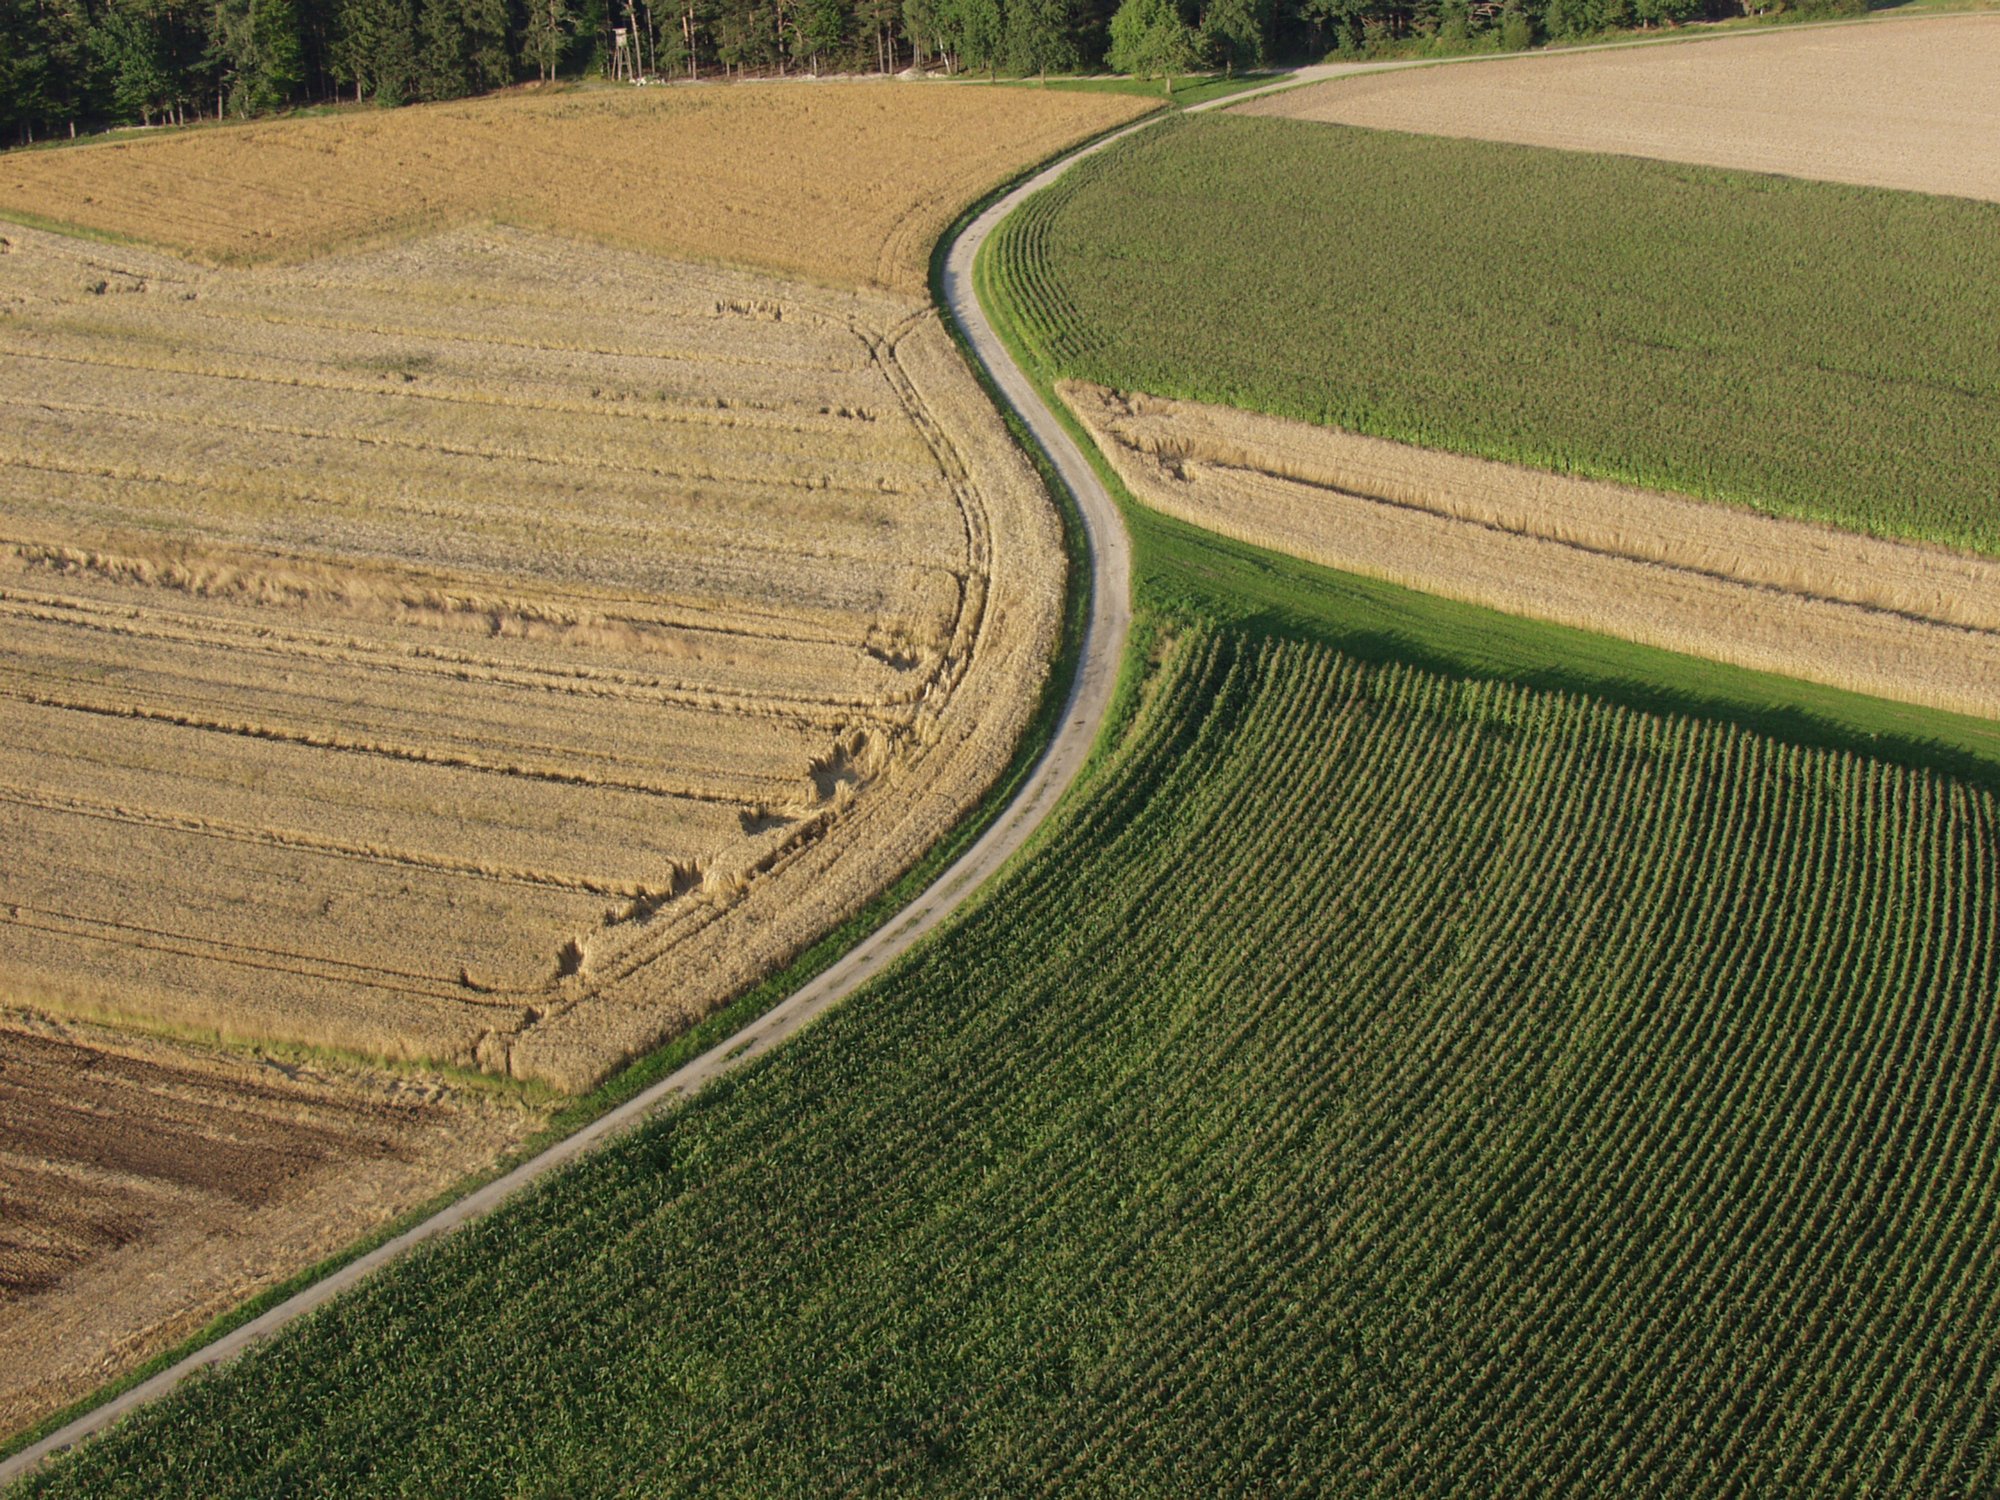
(1239, 17, 2000, 204)
(26, 628, 2000, 1496)
(0, 77, 1133, 1434)
(0, 220, 1064, 1095)
(1065, 381, 2000, 721)
(0, 1007, 537, 1435)
(0, 83, 1153, 291)
(985, 113, 2000, 553)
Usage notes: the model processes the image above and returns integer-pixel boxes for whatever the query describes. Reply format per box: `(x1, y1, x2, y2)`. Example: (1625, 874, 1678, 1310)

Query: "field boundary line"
(0, 123, 1145, 1491)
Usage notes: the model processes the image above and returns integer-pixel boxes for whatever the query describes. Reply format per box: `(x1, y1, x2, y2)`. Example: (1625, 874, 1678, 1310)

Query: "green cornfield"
(25, 631, 2000, 1496)
(987, 115, 2000, 553)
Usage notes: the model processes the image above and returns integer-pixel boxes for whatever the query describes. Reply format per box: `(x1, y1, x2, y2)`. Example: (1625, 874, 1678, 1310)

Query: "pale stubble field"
(1238, 16, 2000, 204)
(1065, 381, 2000, 721)
(0, 81, 1151, 1433)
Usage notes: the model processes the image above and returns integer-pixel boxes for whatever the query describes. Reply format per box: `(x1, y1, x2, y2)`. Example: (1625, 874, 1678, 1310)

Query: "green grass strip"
(989, 112, 2000, 554)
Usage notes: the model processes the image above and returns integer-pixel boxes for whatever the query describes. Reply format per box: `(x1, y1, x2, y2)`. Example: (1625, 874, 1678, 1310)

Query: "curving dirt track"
(0, 109, 1142, 1492)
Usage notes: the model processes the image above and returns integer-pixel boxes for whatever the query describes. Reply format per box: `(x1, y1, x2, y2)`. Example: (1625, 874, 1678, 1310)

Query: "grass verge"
(972, 155, 2000, 791)
(0, 117, 1143, 1469)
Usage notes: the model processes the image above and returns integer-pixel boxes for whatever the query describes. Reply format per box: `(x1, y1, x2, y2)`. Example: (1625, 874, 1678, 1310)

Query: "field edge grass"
(972, 162, 2000, 792)
(0, 113, 1162, 1469)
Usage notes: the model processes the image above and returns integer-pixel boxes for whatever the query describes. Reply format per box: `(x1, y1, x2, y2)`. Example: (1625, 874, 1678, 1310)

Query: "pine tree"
(92, 0, 177, 122)
(364, 0, 416, 101)
(461, 0, 511, 87)
(792, 0, 841, 68)
(521, 0, 570, 77)
(415, 0, 467, 96)
(2, 0, 56, 142)
(212, 0, 303, 114)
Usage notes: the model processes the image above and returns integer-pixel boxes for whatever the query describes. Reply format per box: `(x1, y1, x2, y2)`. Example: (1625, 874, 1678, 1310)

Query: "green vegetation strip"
(973, 170, 2000, 792)
(22, 628, 2000, 1496)
(0, 135, 1114, 1469)
(989, 112, 2000, 553)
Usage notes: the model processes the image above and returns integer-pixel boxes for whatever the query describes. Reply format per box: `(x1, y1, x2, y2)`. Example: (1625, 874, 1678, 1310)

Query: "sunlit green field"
(990, 113, 2000, 552)
(26, 624, 2000, 1496)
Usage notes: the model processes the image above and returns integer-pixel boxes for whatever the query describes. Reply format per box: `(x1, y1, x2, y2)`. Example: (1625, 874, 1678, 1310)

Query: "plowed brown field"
(0, 1008, 535, 1433)
(1065, 381, 2000, 720)
(1236, 17, 2000, 203)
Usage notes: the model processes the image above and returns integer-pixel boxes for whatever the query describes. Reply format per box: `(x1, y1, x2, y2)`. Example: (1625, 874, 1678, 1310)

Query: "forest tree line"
(3, 0, 1850, 146)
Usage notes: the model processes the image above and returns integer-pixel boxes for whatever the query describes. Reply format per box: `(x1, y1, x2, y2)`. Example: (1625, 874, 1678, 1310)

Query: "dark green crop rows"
(988, 114, 2000, 553)
(26, 631, 2000, 1496)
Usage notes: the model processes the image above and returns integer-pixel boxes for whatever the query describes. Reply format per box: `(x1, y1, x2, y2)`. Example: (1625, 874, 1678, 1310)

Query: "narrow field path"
(0, 124, 1140, 1494)
(0, 21, 1836, 1476)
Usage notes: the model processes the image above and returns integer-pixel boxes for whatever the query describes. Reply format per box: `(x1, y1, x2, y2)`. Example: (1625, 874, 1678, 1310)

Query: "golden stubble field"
(0, 82, 1154, 291)
(2, 220, 1069, 1093)
(1065, 382, 2000, 721)
(0, 81, 1152, 1433)
(1239, 16, 2000, 203)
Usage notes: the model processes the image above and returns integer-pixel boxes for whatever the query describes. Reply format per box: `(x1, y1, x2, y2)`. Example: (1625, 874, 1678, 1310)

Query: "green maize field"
(988, 114, 2000, 553)
(23, 627, 2000, 1496)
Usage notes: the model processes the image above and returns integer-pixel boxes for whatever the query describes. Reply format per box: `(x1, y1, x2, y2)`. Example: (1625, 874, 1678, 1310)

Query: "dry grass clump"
(0, 223, 1064, 1094)
(0, 82, 1154, 292)
(1237, 17, 2000, 203)
(0, 1007, 539, 1435)
(1065, 381, 2000, 721)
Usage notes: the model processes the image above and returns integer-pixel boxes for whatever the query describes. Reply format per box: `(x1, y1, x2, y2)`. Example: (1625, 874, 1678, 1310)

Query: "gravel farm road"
(0, 91, 1146, 1496)
(1, 19, 1906, 1477)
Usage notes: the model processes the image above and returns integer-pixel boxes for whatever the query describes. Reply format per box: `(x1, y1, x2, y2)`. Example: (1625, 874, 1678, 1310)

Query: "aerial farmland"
(0, 81, 1150, 1433)
(4, 7, 2000, 1496)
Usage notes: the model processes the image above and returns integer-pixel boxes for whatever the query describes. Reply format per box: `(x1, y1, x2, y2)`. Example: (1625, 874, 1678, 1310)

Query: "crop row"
(987, 115, 2000, 554)
(25, 633, 2000, 1495)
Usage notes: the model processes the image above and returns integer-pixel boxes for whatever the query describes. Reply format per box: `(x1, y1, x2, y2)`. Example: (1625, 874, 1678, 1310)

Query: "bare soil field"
(0, 83, 1153, 291)
(1065, 382, 2000, 720)
(1, 222, 1065, 1095)
(1236, 17, 2000, 203)
(0, 1007, 537, 1433)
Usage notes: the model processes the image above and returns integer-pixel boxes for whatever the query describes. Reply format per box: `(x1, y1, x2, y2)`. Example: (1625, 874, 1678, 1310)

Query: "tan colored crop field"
(1, 221, 1064, 1095)
(0, 82, 1154, 291)
(0, 80, 1124, 1436)
(0, 1007, 537, 1433)
(1237, 17, 2000, 202)
(1065, 381, 2000, 720)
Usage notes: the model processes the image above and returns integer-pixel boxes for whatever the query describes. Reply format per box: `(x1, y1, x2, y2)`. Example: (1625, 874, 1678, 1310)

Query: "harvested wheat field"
(1065, 382, 2000, 719)
(0, 82, 1152, 291)
(0, 1007, 536, 1432)
(0, 74, 1115, 1429)
(1, 221, 1065, 1095)
(1238, 16, 2000, 203)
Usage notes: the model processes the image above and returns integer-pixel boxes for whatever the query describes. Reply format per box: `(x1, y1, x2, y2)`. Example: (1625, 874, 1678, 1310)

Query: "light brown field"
(0, 80, 1125, 1433)
(0, 1007, 537, 1433)
(0, 82, 1154, 291)
(1237, 17, 2000, 202)
(1, 221, 1064, 1094)
(1065, 382, 2000, 720)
